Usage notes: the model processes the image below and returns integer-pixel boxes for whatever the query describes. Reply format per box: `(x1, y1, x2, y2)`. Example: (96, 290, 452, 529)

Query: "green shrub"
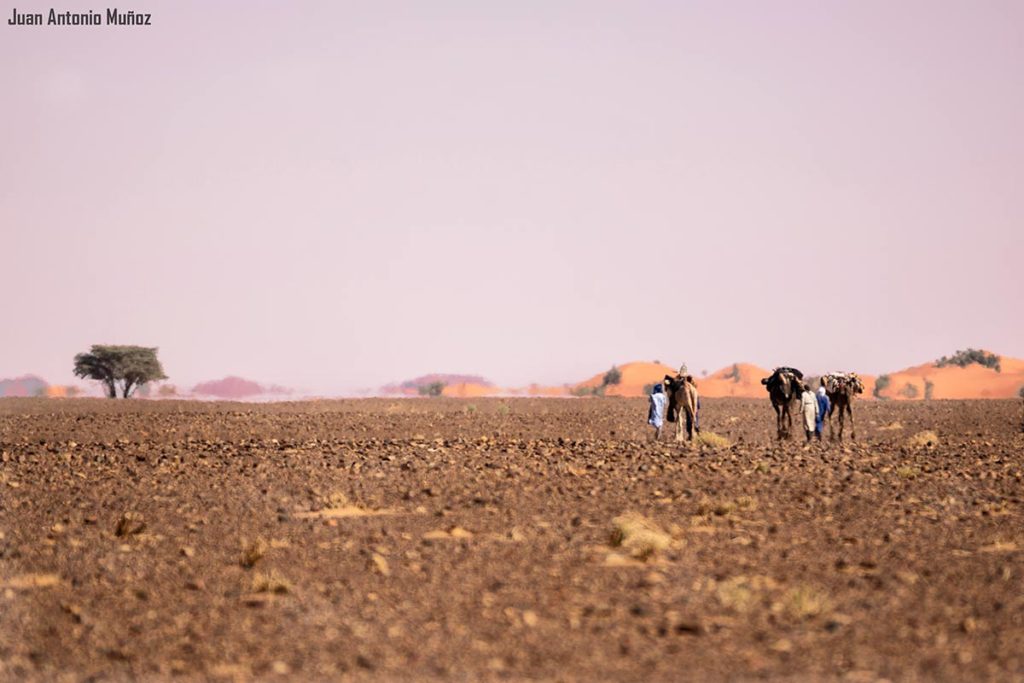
(418, 382, 445, 397)
(936, 348, 1001, 372)
(724, 363, 741, 383)
(924, 379, 934, 401)
(873, 375, 890, 399)
(899, 382, 919, 399)
(603, 366, 622, 386)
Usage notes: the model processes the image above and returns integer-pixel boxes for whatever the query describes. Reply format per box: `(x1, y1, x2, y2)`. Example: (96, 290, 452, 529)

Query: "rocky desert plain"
(1, 389, 1022, 681)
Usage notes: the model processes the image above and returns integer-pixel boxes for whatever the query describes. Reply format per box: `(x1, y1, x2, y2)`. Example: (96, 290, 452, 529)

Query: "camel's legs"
(836, 401, 845, 441)
(676, 409, 685, 442)
(847, 403, 856, 440)
(774, 403, 783, 440)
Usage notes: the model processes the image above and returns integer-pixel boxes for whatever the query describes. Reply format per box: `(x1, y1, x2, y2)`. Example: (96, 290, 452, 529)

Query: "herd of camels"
(662, 367, 865, 442)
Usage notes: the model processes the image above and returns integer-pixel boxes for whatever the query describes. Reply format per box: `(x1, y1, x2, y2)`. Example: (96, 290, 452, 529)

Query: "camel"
(824, 373, 864, 441)
(664, 374, 698, 442)
(761, 367, 803, 439)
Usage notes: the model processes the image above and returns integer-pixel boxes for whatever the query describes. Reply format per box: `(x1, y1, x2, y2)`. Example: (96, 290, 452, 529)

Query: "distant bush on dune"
(873, 375, 890, 399)
(724, 364, 741, 383)
(936, 348, 1001, 372)
(382, 374, 491, 395)
(603, 366, 622, 386)
(418, 382, 446, 397)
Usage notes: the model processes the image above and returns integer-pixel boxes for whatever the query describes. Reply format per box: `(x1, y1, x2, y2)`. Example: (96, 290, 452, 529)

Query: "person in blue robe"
(815, 381, 831, 441)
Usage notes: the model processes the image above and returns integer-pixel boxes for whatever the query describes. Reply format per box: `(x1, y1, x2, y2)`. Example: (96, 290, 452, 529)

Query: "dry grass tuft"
(696, 496, 757, 517)
(325, 491, 350, 508)
(609, 512, 671, 561)
(906, 430, 940, 449)
(114, 512, 146, 537)
(896, 466, 919, 479)
(239, 538, 268, 568)
(695, 431, 732, 449)
(250, 570, 292, 594)
(295, 492, 394, 519)
(778, 585, 831, 619)
(1, 573, 61, 590)
(714, 575, 778, 613)
(878, 421, 904, 431)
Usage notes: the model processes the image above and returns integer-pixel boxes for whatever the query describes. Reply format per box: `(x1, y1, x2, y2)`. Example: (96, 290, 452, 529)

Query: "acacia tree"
(73, 345, 167, 398)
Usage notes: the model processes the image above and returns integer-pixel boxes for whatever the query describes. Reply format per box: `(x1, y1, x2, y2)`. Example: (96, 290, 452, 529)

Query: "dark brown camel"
(761, 367, 803, 440)
(824, 373, 864, 441)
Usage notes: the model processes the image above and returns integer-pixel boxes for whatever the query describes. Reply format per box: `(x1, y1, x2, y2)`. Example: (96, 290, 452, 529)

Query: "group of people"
(647, 368, 833, 442)
(800, 380, 831, 442)
(647, 365, 700, 441)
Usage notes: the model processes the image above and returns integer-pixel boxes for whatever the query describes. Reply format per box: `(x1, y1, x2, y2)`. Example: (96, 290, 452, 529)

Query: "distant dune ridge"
(0, 374, 48, 397)
(381, 374, 493, 396)
(864, 354, 1024, 401)
(383, 350, 1024, 400)
(6, 350, 1024, 401)
(191, 376, 291, 399)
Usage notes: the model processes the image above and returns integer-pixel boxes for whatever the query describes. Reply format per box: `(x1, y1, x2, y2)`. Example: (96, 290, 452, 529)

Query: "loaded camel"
(664, 372, 699, 442)
(761, 367, 804, 440)
(823, 372, 864, 441)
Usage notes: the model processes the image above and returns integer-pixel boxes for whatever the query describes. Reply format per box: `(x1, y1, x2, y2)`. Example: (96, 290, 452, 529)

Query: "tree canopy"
(73, 345, 167, 398)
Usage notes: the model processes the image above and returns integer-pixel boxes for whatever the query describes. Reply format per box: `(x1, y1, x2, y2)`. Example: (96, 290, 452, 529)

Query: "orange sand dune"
(575, 361, 774, 398)
(696, 363, 774, 398)
(442, 382, 498, 398)
(577, 362, 679, 397)
(873, 360, 1024, 400)
(387, 352, 1024, 401)
(569, 353, 1024, 401)
(442, 382, 569, 398)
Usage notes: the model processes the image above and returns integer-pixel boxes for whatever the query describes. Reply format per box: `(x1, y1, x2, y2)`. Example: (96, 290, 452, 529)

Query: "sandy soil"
(1, 397, 1022, 681)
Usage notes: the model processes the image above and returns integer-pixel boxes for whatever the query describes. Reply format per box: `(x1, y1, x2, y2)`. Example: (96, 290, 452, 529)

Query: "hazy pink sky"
(3, 1, 1022, 393)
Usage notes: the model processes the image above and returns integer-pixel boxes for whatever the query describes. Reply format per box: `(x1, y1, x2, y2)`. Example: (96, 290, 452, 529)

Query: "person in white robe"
(800, 383, 818, 442)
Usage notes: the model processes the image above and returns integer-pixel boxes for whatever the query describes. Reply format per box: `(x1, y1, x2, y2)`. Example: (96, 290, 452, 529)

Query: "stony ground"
(1, 397, 1022, 681)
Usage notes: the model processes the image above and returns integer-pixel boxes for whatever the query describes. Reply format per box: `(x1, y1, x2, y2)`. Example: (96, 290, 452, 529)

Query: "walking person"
(648, 383, 667, 440)
(800, 382, 818, 443)
(815, 379, 831, 441)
